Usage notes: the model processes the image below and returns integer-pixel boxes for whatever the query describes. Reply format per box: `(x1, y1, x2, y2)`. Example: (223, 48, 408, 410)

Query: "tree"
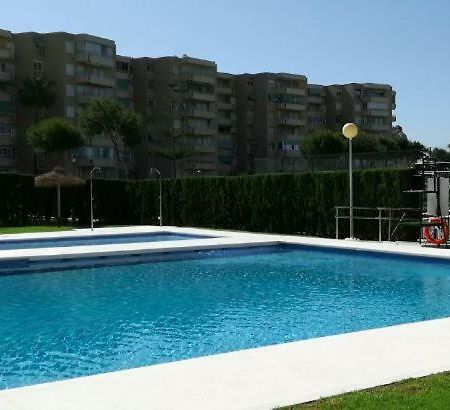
(301, 129, 346, 156)
(352, 132, 379, 153)
(149, 127, 196, 178)
(396, 138, 426, 152)
(148, 88, 196, 178)
(432, 147, 450, 161)
(79, 98, 143, 174)
(18, 76, 57, 122)
(27, 117, 84, 154)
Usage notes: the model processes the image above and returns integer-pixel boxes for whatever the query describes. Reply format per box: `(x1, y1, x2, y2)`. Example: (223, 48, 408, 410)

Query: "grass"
(281, 372, 450, 409)
(0, 226, 74, 234)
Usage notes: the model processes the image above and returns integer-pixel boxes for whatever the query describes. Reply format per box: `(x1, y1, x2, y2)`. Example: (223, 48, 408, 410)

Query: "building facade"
(0, 27, 398, 178)
(325, 83, 396, 134)
(12, 31, 134, 178)
(235, 73, 308, 173)
(133, 55, 219, 178)
(0, 29, 16, 172)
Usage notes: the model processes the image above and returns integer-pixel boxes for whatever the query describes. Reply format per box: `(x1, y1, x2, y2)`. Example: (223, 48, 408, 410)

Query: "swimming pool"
(1, 245, 449, 390)
(0, 232, 212, 250)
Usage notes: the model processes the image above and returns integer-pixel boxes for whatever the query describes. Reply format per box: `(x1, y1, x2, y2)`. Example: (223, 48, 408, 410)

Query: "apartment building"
(0, 29, 16, 172)
(216, 72, 237, 174)
(235, 73, 308, 173)
(133, 55, 219, 178)
(325, 83, 396, 134)
(306, 84, 327, 133)
(116, 55, 133, 110)
(236, 79, 397, 174)
(0, 26, 398, 178)
(12, 31, 135, 178)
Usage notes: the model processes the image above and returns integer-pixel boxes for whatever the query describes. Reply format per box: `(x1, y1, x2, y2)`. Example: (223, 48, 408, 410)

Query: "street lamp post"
(342, 123, 359, 239)
(89, 167, 101, 231)
(150, 168, 163, 227)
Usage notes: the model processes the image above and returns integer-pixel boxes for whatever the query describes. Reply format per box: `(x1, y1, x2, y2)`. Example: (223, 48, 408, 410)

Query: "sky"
(2, 0, 450, 148)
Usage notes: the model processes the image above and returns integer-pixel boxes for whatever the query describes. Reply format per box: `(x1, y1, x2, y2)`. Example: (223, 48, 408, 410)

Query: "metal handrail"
(335, 206, 422, 241)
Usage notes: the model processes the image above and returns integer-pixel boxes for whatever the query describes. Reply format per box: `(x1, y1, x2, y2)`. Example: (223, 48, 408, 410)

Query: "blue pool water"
(0, 232, 211, 250)
(1, 245, 450, 390)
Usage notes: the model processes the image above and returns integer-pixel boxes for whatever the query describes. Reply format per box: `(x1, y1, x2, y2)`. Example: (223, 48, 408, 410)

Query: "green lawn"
(281, 372, 450, 409)
(0, 226, 74, 234)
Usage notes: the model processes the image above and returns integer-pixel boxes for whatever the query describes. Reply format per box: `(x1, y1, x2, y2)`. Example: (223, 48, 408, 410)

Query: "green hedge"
(0, 173, 135, 227)
(129, 168, 418, 239)
(0, 168, 418, 240)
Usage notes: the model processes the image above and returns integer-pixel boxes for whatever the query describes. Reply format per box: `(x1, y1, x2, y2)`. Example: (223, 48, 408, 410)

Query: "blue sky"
(2, 0, 449, 148)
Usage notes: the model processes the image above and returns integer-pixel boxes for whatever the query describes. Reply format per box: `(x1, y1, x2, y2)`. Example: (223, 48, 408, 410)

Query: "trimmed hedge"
(0, 168, 418, 240)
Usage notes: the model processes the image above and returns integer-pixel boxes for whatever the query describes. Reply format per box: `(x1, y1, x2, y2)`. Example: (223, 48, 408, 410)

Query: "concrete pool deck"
(1, 318, 450, 410)
(0, 226, 449, 409)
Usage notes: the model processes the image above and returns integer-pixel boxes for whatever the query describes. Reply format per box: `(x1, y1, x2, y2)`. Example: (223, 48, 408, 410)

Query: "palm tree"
(18, 76, 57, 174)
(18, 76, 57, 122)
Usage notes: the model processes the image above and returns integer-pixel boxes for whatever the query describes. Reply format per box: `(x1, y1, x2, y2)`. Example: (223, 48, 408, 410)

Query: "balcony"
(0, 71, 13, 82)
(217, 86, 233, 95)
(278, 118, 306, 126)
(185, 109, 215, 119)
(362, 109, 391, 117)
(276, 87, 306, 96)
(217, 117, 235, 126)
(76, 73, 115, 87)
(277, 103, 306, 111)
(186, 127, 216, 136)
(116, 71, 131, 80)
(0, 48, 13, 59)
(182, 73, 215, 85)
(76, 52, 115, 68)
(365, 96, 390, 104)
(185, 90, 215, 102)
(307, 95, 324, 104)
(217, 101, 233, 110)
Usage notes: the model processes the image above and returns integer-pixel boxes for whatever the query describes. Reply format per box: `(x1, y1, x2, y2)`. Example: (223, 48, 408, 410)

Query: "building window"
(65, 41, 74, 54)
(33, 60, 44, 78)
(116, 61, 130, 73)
(66, 84, 75, 97)
(336, 90, 342, 97)
(66, 105, 75, 118)
(66, 63, 74, 76)
(0, 125, 12, 136)
(0, 145, 13, 158)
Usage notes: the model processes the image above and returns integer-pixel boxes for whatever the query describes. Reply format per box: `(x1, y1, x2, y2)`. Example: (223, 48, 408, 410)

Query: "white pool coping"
(0, 225, 448, 264)
(0, 226, 449, 409)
